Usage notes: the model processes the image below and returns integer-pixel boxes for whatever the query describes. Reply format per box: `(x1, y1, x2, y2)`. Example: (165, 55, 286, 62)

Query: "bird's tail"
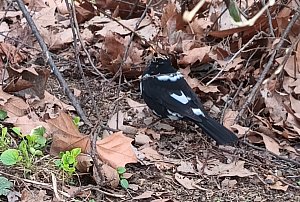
(195, 116, 238, 145)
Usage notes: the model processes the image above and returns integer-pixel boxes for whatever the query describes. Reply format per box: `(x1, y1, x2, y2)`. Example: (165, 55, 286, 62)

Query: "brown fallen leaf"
(204, 160, 256, 177)
(140, 147, 162, 161)
(100, 164, 119, 188)
(4, 67, 50, 100)
(96, 131, 137, 168)
(132, 191, 154, 200)
(269, 181, 288, 191)
(177, 161, 196, 174)
(48, 112, 137, 168)
(5, 115, 50, 135)
(76, 153, 93, 173)
(221, 179, 237, 188)
(0, 96, 29, 117)
(174, 173, 206, 190)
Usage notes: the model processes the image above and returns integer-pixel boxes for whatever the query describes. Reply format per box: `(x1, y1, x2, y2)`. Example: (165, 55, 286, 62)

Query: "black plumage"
(140, 56, 238, 145)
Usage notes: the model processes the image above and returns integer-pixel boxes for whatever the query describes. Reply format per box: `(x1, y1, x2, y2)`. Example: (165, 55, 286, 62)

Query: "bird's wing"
(142, 75, 208, 122)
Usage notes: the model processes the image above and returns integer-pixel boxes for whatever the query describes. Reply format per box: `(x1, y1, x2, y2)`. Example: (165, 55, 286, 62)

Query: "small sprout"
(117, 167, 129, 189)
(55, 148, 81, 175)
(73, 116, 81, 127)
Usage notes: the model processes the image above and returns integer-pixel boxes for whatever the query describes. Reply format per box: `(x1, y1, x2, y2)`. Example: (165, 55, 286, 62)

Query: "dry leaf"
(140, 147, 162, 161)
(100, 164, 120, 188)
(174, 173, 197, 190)
(204, 160, 256, 177)
(221, 179, 237, 188)
(135, 134, 152, 145)
(133, 191, 154, 200)
(177, 161, 196, 174)
(97, 131, 137, 168)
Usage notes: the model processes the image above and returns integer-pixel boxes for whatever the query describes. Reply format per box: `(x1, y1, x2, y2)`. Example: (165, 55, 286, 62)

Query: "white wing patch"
(192, 108, 205, 117)
(167, 109, 183, 120)
(170, 91, 191, 104)
(157, 72, 183, 82)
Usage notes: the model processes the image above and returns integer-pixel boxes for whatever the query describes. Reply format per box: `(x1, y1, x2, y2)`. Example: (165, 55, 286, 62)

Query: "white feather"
(170, 91, 191, 104)
(156, 72, 183, 82)
(192, 108, 205, 117)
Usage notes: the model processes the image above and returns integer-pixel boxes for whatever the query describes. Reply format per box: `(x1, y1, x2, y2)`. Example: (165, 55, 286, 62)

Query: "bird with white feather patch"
(140, 55, 238, 145)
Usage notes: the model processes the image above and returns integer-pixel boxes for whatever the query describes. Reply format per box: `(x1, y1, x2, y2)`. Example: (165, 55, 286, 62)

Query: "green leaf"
(70, 148, 81, 157)
(0, 149, 20, 165)
(73, 116, 80, 127)
(0, 176, 13, 196)
(120, 179, 129, 189)
(297, 181, 300, 186)
(227, 0, 241, 22)
(1, 127, 7, 138)
(117, 167, 126, 175)
(12, 127, 21, 136)
(0, 110, 7, 121)
(30, 126, 46, 136)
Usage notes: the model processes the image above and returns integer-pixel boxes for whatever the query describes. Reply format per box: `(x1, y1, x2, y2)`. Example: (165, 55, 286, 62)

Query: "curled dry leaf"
(0, 42, 26, 63)
(4, 68, 50, 100)
(100, 164, 120, 188)
(76, 153, 93, 173)
(179, 47, 211, 65)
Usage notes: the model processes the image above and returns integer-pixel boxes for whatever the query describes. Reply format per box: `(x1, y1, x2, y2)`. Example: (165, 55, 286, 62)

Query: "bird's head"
(143, 55, 177, 76)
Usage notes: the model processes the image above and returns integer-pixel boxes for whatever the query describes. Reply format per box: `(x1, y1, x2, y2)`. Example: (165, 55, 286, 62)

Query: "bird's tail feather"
(196, 116, 238, 145)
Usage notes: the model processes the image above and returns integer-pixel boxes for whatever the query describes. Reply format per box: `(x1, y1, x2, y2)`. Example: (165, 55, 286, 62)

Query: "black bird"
(140, 55, 238, 145)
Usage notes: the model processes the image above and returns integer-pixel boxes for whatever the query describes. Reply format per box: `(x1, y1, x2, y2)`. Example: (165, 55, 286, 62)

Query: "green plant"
(0, 110, 9, 151)
(73, 116, 80, 128)
(0, 176, 13, 196)
(0, 149, 22, 166)
(0, 126, 46, 168)
(55, 148, 81, 175)
(117, 167, 129, 189)
(0, 126, 9, 151)
(0, 110, 7, 121)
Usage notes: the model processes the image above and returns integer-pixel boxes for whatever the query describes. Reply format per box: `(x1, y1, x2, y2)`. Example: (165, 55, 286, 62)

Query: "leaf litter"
(0, 0, 299, 201)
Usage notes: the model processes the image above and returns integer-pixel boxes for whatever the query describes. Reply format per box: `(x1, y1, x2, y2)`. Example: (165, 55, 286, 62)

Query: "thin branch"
(235, 7, 300, 123)
(15, 0, 90, 125)
(115, 0, 153, 129)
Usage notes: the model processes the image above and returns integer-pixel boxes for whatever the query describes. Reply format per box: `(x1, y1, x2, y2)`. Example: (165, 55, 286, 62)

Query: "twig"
(235, 7, 300, 123)
(51, 172, 63, 201)
(242, 141, 300, 167)
(89, 120, 105, 185)
(15, 0, 90, 125)
(115, 0, 153, 129)
(272, 174, 300, 190)
(67, 2, 107, 80)
(261, 0, 275, 37)
(0, 170, 70, 198)
(65, 0, 101, 121)
(91, 187, 126, 198)
(206, 32, 261, 86)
